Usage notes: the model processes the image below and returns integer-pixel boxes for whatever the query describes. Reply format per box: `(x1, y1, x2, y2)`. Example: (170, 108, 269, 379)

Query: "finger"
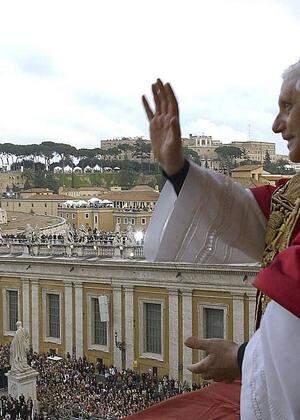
(152, 84, 161, 114)
(165, 83, 179, 116)
(170, 117, 181, 140)
(187, 356, 212, 374)
(156, 79, 168, 114)
(184, 336, 212, 351)
(142, 95, 154, 121)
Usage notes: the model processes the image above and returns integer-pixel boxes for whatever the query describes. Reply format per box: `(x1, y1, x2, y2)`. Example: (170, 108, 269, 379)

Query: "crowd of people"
(0, 395, 33, 419)
(0, 345, 207, 419)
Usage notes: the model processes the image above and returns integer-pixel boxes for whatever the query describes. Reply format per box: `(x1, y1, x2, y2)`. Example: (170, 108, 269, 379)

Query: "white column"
(168, 288, 179, 379)
(232, 293, 244, 344)
(21, 277, 30, 333)
(182, 289, 193, 383)
(113, 284, 122, 370)
(74, 282, 83, 358)
(124, 285, 134, 369)
(64, 281, 73, 356)
(31, 280, 39, 353)
(248, 294, 257, 338)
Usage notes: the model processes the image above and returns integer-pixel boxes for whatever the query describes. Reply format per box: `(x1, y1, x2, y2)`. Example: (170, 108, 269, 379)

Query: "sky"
(0, 0, 299, 154)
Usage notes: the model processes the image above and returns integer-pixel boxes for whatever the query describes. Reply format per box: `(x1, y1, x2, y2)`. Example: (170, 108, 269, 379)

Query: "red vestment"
(126, 181, 300, 420)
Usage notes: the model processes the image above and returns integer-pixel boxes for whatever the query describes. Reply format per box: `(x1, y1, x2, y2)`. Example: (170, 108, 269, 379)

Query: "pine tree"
(263, 150, 272, 172)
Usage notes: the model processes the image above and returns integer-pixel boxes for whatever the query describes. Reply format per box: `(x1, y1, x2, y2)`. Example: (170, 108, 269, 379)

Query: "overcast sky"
(0, 0, 299, 154)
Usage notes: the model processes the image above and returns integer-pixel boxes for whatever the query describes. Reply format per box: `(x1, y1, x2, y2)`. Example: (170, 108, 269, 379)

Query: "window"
(18, 203, 21, 207)
(141, 218, 146, 225)
(131, 218, 135, 225)
(94, 215, 98, 224)
(66, 213, 69, 218)
(143, 302, 162, 354)
(203, 308, 224, 339)
(31, 203, 34, 208)
(45, 203, 47, 207)
(46, 293, 60, 339)
(72, 213, 75, 219)
(91, 297, 107, 346)
(124, 217, 128, 225)
(85, 213, 89, 219)
(117, 217, 120, 224)
(7, 290, 18, 331)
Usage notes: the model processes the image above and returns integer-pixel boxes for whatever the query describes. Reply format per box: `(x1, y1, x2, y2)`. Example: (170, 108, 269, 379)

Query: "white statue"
(24, 224, 34, 241)
(114, 221, 121, 235)
(126, 225, 136, 246)
(10, 321, 31, 373)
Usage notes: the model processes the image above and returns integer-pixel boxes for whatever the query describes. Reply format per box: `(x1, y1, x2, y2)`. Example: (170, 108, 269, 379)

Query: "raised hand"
(185, 336, 240, 383)
(142, 79, 185, 176)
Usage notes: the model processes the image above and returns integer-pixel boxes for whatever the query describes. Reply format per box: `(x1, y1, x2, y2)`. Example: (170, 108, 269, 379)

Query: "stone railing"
(0, 242, 144, 260)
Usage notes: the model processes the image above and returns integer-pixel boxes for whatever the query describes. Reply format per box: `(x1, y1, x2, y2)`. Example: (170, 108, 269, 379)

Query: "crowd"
(0, 395, 33, 420)
(1, 229, 116, 246)
(0, 346, 208, 419)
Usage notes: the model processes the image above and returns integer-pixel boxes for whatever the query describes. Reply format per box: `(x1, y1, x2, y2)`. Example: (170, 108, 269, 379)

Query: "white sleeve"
(144, 161, 266, 264)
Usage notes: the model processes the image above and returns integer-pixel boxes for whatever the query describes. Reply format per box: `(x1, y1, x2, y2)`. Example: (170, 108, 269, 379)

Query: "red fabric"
(250, 180, 300, 319)
(253, 230, 300, 318)
(250, 178, 288, 220)
(125, 382, 240, 420)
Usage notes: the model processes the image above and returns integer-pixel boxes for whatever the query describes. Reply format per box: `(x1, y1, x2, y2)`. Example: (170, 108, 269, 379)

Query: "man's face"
(273, 77, 300, 162)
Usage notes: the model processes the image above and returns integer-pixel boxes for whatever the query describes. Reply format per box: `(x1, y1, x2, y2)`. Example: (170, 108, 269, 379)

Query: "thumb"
(184, 336, 213, 351)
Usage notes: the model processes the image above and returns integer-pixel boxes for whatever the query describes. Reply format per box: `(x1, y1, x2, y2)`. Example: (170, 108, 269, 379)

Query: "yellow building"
(0, 254, 257, 383)
(1, 195, 70, 217)
(59, 207, 115, 232)
(20, 188, 54, 199)
(114, 210, 152, 233)
(59, 185, 159, 210)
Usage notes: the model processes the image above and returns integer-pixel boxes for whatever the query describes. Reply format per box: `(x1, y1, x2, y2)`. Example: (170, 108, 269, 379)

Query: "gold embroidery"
(255, 173, 300, 329)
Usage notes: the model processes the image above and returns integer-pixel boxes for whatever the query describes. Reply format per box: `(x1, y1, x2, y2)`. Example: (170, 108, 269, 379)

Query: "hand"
(142, 79, 184, 176)
(185, 336, 240, 383)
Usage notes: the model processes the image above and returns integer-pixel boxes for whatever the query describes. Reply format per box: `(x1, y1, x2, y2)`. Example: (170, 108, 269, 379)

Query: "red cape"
(251, 182, 300, 318)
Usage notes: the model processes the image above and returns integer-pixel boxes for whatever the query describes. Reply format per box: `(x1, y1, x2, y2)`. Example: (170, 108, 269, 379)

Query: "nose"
(272, 113, 286, 133)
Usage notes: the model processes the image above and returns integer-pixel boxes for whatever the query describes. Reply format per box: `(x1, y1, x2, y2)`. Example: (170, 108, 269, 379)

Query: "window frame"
(2, 288, 20, 336)
(87, 293, 110, 353)
(139, 298, 164, 362)
(43, 290, 62, 344)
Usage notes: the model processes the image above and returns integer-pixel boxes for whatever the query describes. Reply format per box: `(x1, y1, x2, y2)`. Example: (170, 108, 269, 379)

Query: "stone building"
(1, 195, 70, 217)
(0, 171, 24, 194)
(59, 206, 115, 232)
(231, 140, 276, 162)
(0, 254, 258, 383)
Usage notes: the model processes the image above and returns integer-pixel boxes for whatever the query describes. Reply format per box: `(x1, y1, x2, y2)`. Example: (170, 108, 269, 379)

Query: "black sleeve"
(162, 159, 190, 196)
(237, 342, 248, 374)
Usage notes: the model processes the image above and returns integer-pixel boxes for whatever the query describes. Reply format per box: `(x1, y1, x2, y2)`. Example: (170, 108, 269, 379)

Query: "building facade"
(231, 141, 276, 162)
(0, 255, 258, 383)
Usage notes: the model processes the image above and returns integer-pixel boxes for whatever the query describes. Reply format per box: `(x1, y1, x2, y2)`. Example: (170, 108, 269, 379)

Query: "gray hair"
(282, 59, 300, 91)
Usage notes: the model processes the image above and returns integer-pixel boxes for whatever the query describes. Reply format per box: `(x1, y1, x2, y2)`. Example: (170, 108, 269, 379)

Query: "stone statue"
(114, 221, 121, 235)
(125, 225, 136, 246)
(24, 224, 34, 241)
(64, 224, 74, 244)
(10, 321, 31, 373)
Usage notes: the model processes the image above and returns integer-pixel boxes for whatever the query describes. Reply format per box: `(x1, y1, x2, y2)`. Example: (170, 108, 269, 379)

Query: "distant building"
(230, 141, 276, 163)
(100, 137, 151, 150)
(59, 206, 115, 232)
(1, 195, 70, 217)
(0, 171, 24, 194)
(20, 188, 54, 199)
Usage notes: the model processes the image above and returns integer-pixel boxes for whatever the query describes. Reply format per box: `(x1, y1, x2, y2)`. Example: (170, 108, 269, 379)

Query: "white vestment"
(241, 301, 300, 419)
(144, 161, 299, 418)
(145, 161, 266, 263)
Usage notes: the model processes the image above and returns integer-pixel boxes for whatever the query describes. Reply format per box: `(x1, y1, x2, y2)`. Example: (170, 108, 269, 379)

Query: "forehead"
(279, 78, 300, 102)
